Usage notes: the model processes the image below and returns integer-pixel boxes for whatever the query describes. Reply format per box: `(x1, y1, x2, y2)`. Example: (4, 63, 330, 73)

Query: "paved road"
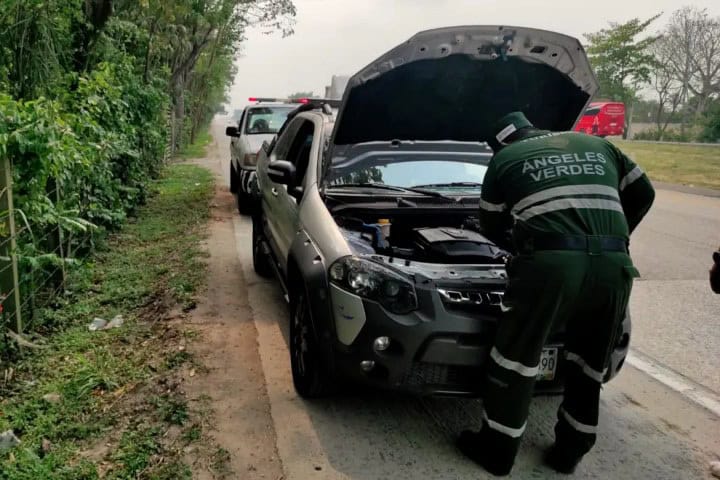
(209, 120, 720, 479)
(630, 189, 720, 393)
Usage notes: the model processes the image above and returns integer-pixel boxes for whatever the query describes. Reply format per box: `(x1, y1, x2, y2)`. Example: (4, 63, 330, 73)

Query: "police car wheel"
(290, 288, 333, 398)
(230, 163, 239, 193)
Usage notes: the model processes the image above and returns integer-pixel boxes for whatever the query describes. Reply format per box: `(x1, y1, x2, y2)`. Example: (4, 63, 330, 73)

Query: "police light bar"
(248, 97, 283, 102)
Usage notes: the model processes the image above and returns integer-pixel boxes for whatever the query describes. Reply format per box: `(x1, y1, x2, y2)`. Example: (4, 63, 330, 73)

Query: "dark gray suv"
(252, 26, 631, 398)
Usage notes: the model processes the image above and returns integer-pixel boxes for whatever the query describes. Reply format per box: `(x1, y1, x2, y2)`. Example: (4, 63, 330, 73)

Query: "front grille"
(437, 288, 504, 314)
(401, 362, 480, 388)
(437, 288, 504, 305)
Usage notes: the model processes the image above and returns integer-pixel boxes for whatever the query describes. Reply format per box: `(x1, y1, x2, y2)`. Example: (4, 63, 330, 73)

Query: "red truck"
(574, 102, 625, 137)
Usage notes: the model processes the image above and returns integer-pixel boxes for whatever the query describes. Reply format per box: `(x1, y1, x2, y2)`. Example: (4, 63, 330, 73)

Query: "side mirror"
(267, 160, 296, 186)
(225, 126, 239, 137)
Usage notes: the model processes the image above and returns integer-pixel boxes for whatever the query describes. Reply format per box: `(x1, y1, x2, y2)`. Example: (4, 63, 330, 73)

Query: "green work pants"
(478, 250, 638, 468)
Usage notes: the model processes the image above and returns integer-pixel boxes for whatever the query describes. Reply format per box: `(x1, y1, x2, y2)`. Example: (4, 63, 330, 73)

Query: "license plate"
(537, 347, 559, 381)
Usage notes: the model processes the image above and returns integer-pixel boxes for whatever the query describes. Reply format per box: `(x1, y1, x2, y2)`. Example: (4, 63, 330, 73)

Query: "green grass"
(177, 130, 213, 159)
(613, 140, 720, 190)
(0, 164, 214, 479)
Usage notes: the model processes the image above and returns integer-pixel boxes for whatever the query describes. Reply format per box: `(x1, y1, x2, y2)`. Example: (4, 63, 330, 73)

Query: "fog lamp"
(373, 336, 391, 352)
(360, 360, 375, 372)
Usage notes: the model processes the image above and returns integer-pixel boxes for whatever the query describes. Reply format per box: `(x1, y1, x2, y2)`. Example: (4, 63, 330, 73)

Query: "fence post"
(0, 156, 22, 335)
(56, 185, 67, 286)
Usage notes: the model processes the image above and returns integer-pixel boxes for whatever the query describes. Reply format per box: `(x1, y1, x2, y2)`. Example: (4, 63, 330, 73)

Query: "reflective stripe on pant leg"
(480, 356, 537, 465)
(490, 346, 540, 377)
(554, 361, 601, 457)
(483, 409, 527, 438)
(565, 351, 607, 383)
(559, 406, 597, 434)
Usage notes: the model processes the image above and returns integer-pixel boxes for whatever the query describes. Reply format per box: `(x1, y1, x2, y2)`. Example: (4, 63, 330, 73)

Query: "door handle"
(271, 188, 279, 197)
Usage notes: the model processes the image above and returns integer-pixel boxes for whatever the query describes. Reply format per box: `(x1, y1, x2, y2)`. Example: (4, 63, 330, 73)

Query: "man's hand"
(711, 251, 720, 294)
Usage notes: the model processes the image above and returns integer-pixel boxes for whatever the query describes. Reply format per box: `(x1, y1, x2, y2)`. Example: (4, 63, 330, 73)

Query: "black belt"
(519, 234, 628, 254)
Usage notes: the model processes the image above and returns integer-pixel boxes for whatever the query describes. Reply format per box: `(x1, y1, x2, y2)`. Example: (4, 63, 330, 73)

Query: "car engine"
(336, 215, 508, 264)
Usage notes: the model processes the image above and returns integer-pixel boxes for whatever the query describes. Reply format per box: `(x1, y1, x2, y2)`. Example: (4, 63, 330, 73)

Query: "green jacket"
(479, 131, 655, 249)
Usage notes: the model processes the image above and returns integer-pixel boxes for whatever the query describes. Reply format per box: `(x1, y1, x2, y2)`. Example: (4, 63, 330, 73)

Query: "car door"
(274, 119, 317, 267)
(231, 109, 247, 170)
(262, 117, 303, 264)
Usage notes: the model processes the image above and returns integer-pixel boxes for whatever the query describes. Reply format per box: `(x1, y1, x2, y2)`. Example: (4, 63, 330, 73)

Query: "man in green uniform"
(457, 112, 655, 476)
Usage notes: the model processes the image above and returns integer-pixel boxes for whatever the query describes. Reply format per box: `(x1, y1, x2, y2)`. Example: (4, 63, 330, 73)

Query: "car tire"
(252, 216, 273, 278)
(230, 163, 239, 194)
(237, 191, 252, 215)
(290, 285, 334, 398)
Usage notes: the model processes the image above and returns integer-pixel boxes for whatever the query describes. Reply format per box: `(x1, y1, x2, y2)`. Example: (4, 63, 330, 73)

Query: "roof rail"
(266, 100, 337, 153)
(291, 98, 341, 108)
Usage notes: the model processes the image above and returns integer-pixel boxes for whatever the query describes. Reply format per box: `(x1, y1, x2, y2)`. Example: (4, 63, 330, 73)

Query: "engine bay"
(335, 211, 509, 264)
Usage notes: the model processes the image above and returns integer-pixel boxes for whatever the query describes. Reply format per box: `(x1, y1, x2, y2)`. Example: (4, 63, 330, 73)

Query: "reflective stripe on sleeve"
(559, 407, 598, 434)
(619, 166, 644, 191)
(479, 198, 507, 212)
(514, 198, 624, 222)
(490, 347, 539, 377)
(483, 409, 527, 438)
(512, 184, 620, 214)
(565, 352, 607, 382)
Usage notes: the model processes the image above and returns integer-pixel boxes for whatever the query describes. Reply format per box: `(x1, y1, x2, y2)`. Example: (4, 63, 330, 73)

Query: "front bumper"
(327, 283, 630, 397)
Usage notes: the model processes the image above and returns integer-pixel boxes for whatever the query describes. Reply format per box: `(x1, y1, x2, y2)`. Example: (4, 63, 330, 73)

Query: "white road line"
(626, 349, 720, 417)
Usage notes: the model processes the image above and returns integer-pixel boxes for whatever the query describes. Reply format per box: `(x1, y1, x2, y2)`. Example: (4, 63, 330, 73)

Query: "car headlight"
(244, 153, 258, 166)
(329, 256, 418, 314)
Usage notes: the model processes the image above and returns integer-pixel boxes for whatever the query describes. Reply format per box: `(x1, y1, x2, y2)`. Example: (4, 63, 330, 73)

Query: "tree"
(649, 37, 684, 139)
(0, 0, 297, 335)
(288, 91, 315, 99)
(585, 15, 661, 138)
(123, 0, 296, 152)
(662, 7, 720, 131)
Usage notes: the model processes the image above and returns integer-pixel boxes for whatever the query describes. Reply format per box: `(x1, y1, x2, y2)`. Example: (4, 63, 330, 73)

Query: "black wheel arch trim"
(287, 230, 337, 376)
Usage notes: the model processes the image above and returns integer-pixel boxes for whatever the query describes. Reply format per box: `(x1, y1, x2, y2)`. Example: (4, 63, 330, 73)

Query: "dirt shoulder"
(184, 177, 282, 480)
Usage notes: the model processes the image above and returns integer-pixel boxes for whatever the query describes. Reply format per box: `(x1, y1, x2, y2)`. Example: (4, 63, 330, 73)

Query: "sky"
(227, 0, 720, 110)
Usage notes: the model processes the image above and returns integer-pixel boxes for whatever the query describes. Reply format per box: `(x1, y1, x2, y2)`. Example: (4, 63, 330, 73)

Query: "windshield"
(583, 106, 601, 116)
(328, 159, 488, 194)
(244, 106, 293, 134)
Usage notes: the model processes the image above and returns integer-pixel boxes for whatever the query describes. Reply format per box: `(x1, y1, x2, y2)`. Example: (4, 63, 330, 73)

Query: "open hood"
(328, 26, 598, 151)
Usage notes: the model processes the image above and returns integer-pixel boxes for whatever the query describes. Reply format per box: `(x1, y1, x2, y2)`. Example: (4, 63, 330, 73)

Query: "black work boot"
(457, 430, 514, 477)
(544, 444, 583, 474)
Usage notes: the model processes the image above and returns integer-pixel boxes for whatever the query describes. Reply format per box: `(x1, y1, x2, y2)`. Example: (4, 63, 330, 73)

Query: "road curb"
(652, 181, 720, 198)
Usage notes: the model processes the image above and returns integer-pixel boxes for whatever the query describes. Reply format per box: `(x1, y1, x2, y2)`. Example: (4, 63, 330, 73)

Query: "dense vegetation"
(0, 0, 294, 344)
(0, 164, 218, 478)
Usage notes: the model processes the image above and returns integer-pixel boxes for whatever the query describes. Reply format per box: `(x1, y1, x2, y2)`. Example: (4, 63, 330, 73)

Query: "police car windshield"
(328, 160, 488, 194)
(244, 106, 294, 134)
